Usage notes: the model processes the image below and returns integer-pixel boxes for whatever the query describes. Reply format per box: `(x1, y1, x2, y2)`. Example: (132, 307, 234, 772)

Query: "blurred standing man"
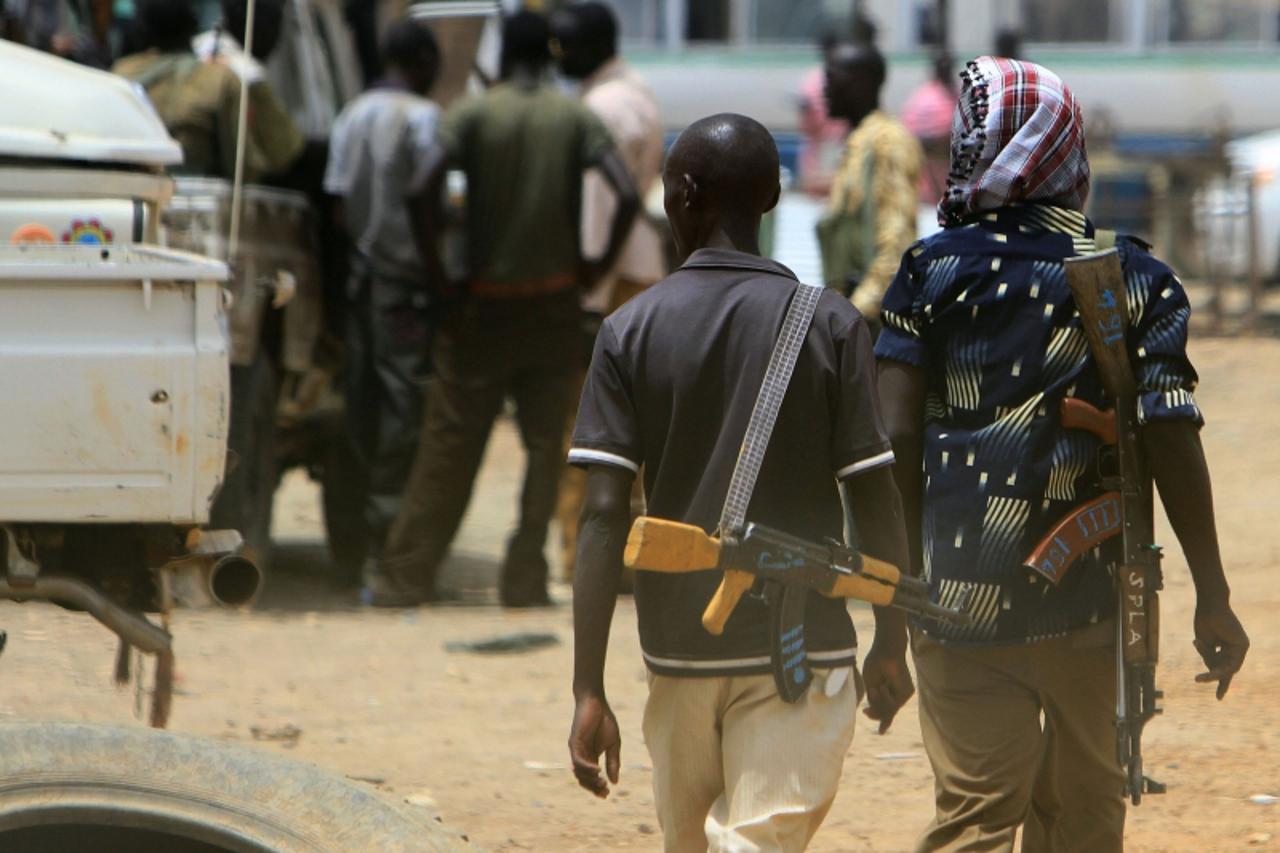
(367, 10, 639, 608)
(568, 113, 913, 851)
(819, 42, 921, 325)
(795, 13, 876, 198)
(875, 57, 1249, 851)
(550, 0, 665, 582)
(113, 0, 302, 182)
(323, 18, 441, 575)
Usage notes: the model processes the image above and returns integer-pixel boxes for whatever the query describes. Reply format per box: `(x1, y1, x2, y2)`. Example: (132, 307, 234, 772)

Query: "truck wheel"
(321, 431, 370, 586)
(0, 722, 468, 852)
(212, 354, 278, 571)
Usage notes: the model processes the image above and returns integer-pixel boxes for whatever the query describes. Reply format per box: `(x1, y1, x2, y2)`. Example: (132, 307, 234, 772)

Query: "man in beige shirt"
(552, 1, 666, 580)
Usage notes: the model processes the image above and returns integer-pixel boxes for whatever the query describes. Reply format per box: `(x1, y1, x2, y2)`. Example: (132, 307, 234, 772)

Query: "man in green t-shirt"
(367, 10, 639, 608)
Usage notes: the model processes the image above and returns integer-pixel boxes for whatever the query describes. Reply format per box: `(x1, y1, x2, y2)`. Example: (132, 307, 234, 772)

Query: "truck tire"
(212, 354, 278, 571)
(0, 722, 468, 852)
(321, 431, 370, 586)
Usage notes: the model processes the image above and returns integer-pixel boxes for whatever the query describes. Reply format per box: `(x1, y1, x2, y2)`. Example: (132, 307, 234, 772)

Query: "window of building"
(1165, 0, 1276, 42)
(601, 0, 666, 44)
(1021, 0, 1117, 42)
(686, 0, 731, 41)
(750, 0, 850, 44)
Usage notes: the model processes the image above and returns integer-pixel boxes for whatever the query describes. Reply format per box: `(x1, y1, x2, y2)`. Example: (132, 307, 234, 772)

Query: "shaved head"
(664, 114, 780, 258)
(667, 113, 780, 215)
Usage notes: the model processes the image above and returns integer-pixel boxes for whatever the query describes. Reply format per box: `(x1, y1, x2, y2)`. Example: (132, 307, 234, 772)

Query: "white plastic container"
(0, 244, 229, 524)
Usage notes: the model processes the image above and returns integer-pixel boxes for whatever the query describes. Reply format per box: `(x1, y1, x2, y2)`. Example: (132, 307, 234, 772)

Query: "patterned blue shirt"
(875, 204, 1202, 644)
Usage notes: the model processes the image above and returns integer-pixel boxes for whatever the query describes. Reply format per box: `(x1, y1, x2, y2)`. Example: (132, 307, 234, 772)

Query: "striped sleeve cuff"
(1137, 389, 1204, 427)
(835, 448, 895, 480)
(567, 447, 640, 473)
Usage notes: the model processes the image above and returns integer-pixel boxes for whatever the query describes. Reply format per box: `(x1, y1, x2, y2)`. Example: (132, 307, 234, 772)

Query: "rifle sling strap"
(718, 280, 824, 703)
(718, 282, 825, 537)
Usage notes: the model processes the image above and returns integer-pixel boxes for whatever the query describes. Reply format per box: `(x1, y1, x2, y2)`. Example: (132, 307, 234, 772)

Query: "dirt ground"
(1, 335, 1278, 851)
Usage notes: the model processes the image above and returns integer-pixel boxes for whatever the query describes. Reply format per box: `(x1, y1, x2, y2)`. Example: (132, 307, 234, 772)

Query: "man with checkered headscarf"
(874, 57, 1247, 851)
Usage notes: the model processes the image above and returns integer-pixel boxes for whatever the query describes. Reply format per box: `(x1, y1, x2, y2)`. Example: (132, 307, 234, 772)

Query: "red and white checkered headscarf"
(938, 56, 1090, 226)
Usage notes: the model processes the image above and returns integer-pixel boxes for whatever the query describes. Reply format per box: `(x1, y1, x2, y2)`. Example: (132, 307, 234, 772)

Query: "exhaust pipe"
(0, 575, 171, 653)
(165, 531, 262, 608)
(208, 553, 262, 607)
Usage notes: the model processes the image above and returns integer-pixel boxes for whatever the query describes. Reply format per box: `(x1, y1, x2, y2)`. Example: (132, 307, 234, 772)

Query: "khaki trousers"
(912, 623, 1125, 853)
(643, 669, 859, 853)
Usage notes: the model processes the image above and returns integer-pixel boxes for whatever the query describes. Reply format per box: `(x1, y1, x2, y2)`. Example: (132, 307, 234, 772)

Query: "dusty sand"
(0, 336, 1277, 851)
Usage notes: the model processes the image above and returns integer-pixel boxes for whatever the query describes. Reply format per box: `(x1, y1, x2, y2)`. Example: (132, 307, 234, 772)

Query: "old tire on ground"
(320, 430, 370, 587)
(212, 354, 278, 571)
(0, 722, 467, 852)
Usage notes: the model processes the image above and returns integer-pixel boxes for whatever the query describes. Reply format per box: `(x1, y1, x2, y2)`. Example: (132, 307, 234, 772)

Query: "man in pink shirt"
(797, 33, 848, 197)
(901, 51, 957, 204)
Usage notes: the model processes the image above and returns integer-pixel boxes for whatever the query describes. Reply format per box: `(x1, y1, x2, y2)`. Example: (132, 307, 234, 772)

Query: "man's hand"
(1192, 596, 1249, 700)
(861, 634, 914, 734)
(568, 692, 621, 798)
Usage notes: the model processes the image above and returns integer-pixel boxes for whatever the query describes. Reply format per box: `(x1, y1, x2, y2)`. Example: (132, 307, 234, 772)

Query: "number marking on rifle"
(756, 550, 805, 572)
(1075, 499, 1121, 539)
(1095, 287, 1125, 345)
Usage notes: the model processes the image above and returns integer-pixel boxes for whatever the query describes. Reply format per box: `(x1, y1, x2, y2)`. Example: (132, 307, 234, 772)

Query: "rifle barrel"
(899, 592, 973, 626)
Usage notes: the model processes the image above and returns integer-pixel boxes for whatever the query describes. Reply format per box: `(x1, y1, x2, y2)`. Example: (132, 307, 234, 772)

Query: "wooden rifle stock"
(624, 517, 721, 572)
(623, 517, 754, 635)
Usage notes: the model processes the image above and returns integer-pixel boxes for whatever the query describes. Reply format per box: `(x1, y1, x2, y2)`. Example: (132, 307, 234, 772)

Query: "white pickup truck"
(0, 40, 258, 726)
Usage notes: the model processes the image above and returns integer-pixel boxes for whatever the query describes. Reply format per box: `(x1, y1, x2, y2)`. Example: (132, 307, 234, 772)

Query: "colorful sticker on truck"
(62, 219, 114, 245)
(9, 223, 56, 244)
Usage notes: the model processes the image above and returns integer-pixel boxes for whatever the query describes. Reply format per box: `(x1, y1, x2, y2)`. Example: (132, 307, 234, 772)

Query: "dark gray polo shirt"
(569, 248, 894, 677)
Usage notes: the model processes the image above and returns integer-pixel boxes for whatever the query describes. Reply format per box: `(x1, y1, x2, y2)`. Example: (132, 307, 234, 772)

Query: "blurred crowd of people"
(4, 0, 665, 609)
(3, 0, 1030, 611)
(1, 0, 381, 76)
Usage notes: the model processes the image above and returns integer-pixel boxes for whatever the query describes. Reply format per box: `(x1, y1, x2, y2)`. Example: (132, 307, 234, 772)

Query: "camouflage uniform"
(113, 49, 303, 181)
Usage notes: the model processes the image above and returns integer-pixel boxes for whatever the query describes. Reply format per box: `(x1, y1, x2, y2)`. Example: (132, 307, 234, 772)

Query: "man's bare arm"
(876, 360, 927, 578)
(843, 464, 914, 733)
(568, 464, 632, 798)
(406, 142, 453, 297)
(1144, 420, 1248, 698)
(583, 149, 640, 288)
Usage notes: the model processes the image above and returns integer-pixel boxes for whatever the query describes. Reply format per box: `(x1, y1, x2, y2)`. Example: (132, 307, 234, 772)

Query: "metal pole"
(1247, 175, 1262, 332)
(664, 0, 686, 53)
(228, 0, 257, 261)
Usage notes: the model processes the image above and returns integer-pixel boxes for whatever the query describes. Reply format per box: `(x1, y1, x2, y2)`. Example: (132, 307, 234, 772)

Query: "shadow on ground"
(253, 540, 505, 613)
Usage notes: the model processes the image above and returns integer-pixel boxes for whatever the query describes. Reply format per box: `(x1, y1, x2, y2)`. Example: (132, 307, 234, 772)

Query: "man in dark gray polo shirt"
(566, 113, 915, 851)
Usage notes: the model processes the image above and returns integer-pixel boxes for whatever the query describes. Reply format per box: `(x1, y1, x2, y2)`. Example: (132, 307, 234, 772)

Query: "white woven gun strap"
(719, 282, 825, 535)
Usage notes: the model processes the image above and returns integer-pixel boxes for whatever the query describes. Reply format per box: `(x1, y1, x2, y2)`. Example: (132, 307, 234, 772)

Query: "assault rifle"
(625, 517, 971, 701)
(1025, 248, 1165, 805)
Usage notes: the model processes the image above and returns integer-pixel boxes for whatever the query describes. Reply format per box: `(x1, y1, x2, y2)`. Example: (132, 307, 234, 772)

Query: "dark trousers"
(344, 262, 434, 551)
(378, 291, 579, 602)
